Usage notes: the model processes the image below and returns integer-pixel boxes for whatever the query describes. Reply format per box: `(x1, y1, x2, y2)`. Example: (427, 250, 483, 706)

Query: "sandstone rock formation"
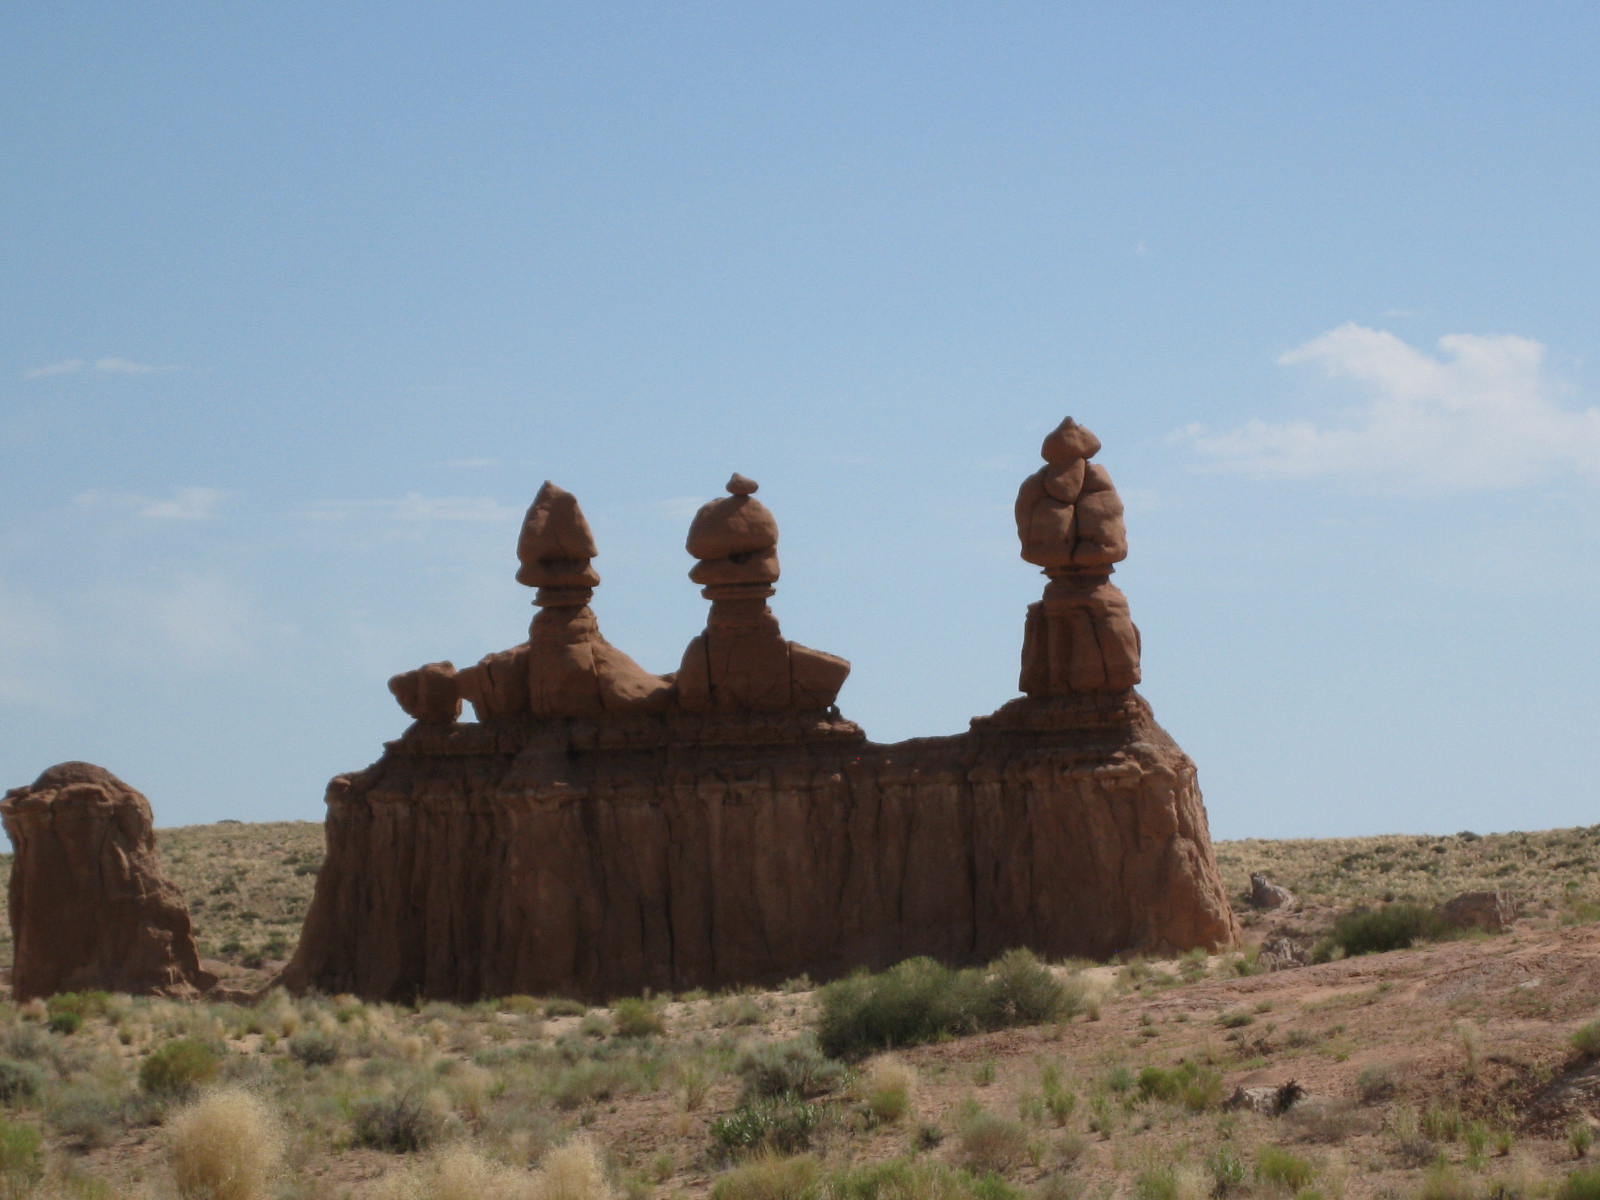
(1015, 417, 1141, 695)
(284, 426, 1238, 1002)
(1, 762, 215, 1001)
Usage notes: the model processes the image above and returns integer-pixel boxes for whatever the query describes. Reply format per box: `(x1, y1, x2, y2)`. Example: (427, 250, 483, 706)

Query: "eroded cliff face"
(283, 425, 1239, 1002)
(283, 694, 1234, 1002)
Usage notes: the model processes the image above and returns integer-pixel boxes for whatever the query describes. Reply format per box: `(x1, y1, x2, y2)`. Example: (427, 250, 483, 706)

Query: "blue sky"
(4, 4, 1597, 838)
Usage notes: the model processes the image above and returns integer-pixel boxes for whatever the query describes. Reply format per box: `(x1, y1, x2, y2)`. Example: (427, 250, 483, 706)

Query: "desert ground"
(0, 822, 1595, 1199)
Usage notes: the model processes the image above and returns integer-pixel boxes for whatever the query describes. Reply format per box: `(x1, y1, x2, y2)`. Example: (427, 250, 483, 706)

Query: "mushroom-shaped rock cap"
(517, 482, 598, 564)
(686, 474, 779, 560)
(1040, 418, 1102, 464)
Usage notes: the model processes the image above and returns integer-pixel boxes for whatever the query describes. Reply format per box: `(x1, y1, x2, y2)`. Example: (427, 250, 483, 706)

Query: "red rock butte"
(283, 422, 1238, 1002)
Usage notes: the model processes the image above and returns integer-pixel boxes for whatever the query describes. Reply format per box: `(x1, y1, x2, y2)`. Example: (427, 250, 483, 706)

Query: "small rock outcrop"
(283, 421, 1238, 1002)
(1250, 872, 1296, 910)
(1, 763, 215, 1001)
(1440, 891, 1516, 933)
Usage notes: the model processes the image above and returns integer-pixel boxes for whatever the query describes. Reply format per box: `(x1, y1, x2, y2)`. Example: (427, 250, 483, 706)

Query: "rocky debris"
(1250, 872, 1296, 910)
(1226, 1080, 1307, 1116)
(676, 474, 850, 713)
(1258, 935, 1313, 971)
(1, 763, 215, 1001)
(1439, 890, 1517, 933)
(283, 423, 1237, 1001)
(1015, 418, 1141, 695)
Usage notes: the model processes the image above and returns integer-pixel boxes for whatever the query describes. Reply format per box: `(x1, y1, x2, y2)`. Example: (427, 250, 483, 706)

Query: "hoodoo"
(283, 421, 1237, 1002)
(2, 762, 215, 1001)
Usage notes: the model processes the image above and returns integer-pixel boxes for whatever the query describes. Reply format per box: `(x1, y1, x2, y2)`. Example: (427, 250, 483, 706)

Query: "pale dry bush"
(168, 1087, 285, 1200)
(857, 1056, 918, 1123)
(366, 1144, 540, 1200)
(536, 1138, 616, 1200)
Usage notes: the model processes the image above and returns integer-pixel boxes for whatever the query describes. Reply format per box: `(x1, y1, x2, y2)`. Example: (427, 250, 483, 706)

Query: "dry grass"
(168, 1087, 284, 1200)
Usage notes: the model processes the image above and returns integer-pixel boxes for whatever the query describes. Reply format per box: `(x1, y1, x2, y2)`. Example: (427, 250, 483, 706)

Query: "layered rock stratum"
(284, 421, 1238, 1001)
(1, 762, 215, 1000)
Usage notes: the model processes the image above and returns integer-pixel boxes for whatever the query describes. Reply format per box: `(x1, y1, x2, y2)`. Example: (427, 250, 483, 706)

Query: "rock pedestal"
(1, 763, 215, 1001)
(283, 428, 1238, 1002)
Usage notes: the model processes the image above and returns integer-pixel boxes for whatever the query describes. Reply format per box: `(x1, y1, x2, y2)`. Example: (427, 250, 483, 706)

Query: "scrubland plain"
(0, 822, 1595, 1199)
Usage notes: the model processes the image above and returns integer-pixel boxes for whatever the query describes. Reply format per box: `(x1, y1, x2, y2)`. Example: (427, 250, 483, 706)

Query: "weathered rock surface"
(1440, 890, 1517, 933)
(283, 425, 1238, 1002)
(1, 763, 215, 1001)
(1250, 872, 1296, 910)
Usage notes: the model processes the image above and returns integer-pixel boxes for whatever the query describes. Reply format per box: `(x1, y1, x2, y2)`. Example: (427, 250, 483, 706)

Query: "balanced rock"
(283, 426, 1237, 1002)
(1, 763, 215, 1000)
(1015, 418, 1141, 695)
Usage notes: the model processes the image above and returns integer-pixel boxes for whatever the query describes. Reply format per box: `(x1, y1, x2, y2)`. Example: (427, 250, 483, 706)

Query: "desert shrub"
(1421, 1102, 1463, 1143)
(537, 1137, 616, 1200)
(839, 1158, 1024, 1200)
(288, 1030, 340, 1066)
(1356, 1063, 1396, 1102)
(367, 1144, 540, 1200)
(1136, 1061, 1225, 1112)
(1136, 1163, 1210, 1200)
(956, 1107, 1030, 1174)
(1208, 1147, 1248, 1196)
(45, 1081, 129, 1149)
(1416, 1164, 1475, 1200)
(168, 1087, 283, 1200)
(1320, 904, 1445, 959)
(549, 1060, 638, 1110)
(1255, 1146, 1316, 1192)
(984, 949, 1068, 1025)
(711, 1097, 826, 1157)
(352, 1091, 446, 1153)
(816, 952, 1065, 1060)
(859, 1057, 915, 1125)
(1571, 1121, 1595, 1159)
(0, 1118, 43, 1194)
(1572, 1020, 1600, 1058)
(545, 998, 588, 1018)
(711, 1153, 822, 1200)
(139, 1038, 222, 1098)
(0, 1061, 43, 1105)
(1558, 1166, 1600, 1200)
(46, 992, 112, 1032)
(736, 1036, 847, 1101)
(612, 997, 666, 1039)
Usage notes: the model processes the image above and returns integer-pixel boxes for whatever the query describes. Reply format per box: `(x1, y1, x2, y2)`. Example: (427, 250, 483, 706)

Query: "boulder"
(1250, 872, 1296, 910)
(1, 763, 215, 1001)
(1439, 891, 1516, 933)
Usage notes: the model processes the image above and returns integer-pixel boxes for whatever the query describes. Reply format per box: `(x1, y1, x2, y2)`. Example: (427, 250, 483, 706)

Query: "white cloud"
(93, 357, 184, 375)
(655, 496, 708, 520)
(96, 573, 267, 671)
(23, 358, 86, 379)
(74, 486, 227, 520)
(22, 356, 185, 380)
(298, 493, 520, 523)
(1182, 323, 1600, 491)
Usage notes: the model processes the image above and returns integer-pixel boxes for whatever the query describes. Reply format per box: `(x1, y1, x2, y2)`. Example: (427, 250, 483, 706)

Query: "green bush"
(288, 1030, 340, 1066)
(1558, 1166, 1600, 1200)
(1255, 1146, 1316, 1191)
(710, 1096, 825, 1157)
(711, 1156, 1023, 1200)
(0, 1118, 43, 1192)
(0, 1061, 44, 1105)
(1135, 1061, 1225, 1111)
(138, 1037, 221, 1098)
(816, 951, 1065, 1060)
(1208, 1147, 1247, 1196)
(711, 1154, 822, 1200)
(1319, 904, 1445, 958)
(612, 996, 666, 1039)
(1572, 1020, 1600, 1059)
(736, 1036, 847, 1101)
(956, 1107, 1030, 1174)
